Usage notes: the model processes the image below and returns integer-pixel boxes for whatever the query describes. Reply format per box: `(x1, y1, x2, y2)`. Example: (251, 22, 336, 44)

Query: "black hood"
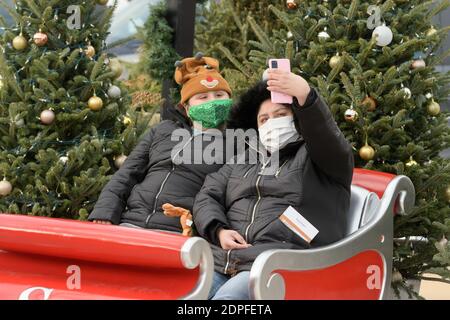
(226, 80, 303, 139)
(227, 81, 271, 131)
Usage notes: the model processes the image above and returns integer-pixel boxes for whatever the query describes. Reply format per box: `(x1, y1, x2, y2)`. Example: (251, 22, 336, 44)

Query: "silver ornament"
(107, 85, 121, 99)
(400, 87, 412, 99)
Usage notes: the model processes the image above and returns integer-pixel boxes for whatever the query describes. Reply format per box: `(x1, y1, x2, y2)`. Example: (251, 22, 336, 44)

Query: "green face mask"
(188, 98, 233, 129)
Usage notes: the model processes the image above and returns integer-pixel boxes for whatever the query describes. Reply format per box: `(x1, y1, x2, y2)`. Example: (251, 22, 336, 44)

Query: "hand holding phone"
(268, 59, 293, 104)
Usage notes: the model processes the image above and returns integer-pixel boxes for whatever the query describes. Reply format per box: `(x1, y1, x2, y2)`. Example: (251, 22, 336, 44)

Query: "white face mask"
(258, 115, 300, 154)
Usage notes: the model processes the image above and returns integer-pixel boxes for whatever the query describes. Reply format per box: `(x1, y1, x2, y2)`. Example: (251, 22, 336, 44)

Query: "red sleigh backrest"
(0, 214, 213, 300)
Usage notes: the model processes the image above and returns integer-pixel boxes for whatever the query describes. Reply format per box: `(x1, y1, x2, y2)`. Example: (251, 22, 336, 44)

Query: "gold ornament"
(329, 54, 341, 68)
(426, 27, 437, 37)
(12, 34, 28, 50)
(109, 58, 123, 79)
(40, 109, 55, 125)
(33, 30, 48, 46)
(362, 96, 377, 111)
(427, 100, 440, 116)
(97, 0, 109, 5)
(123, 116, 132, 125)
(411, 59, 426, 70)
(445, 185, 450, 202)
(85, 45, 96, 58)
(0, 180, 13, 196)
(344, 109, 358, 122)
(359, 144, 375, 161)
(406, 156, 418, 167)
(88, 95, 103, 111)
(286, 0, 298, 9)
(114, 154, 127, 168)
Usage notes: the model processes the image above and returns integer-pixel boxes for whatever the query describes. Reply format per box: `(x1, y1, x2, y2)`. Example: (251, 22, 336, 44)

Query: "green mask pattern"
(188, 98, 233, 129)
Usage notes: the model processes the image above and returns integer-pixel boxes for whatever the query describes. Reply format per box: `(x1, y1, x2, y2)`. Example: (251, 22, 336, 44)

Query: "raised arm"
(293, 88, 354, 187)
(266, 69, 354, 187)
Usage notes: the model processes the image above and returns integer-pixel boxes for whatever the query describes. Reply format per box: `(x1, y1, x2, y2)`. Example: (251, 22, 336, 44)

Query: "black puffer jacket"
(193, 86, 354, 275)
(88, 118, 226, 232)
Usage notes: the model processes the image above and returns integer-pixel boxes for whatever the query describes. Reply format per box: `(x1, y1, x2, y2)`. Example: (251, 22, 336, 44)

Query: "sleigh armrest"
(249, 174, 415, 300)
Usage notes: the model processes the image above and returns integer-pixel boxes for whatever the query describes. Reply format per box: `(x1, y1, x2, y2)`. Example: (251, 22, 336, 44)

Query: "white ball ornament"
(372, 25, 393, 46)
(108, 85, 121, 99)
(0, 180, 13, 196)
(40, 109, 55, 125)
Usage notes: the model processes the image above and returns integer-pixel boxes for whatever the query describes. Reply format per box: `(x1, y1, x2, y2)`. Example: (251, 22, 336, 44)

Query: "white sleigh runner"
(0, 168, 414, 300)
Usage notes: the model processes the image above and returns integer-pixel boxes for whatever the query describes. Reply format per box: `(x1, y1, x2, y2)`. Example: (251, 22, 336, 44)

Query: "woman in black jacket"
(88, 53, 233, 232)
(193, 69, 355, 299)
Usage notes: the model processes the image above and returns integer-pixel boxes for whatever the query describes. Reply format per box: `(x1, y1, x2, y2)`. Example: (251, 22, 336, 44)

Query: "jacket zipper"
(145, 164, 175, 226)
(275, 160, 289, 178)
(243, 167, 252, 178)
(244, 174, 262, 243)
(144, 135, 195, 226)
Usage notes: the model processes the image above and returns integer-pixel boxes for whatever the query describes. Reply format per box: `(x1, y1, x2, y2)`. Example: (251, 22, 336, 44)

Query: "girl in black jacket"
(193, 69, 354, 299)
(88, 53, 234, 232)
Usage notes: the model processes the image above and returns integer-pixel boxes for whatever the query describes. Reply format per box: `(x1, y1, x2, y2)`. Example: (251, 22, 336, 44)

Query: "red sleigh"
(0, 168, 415, 300)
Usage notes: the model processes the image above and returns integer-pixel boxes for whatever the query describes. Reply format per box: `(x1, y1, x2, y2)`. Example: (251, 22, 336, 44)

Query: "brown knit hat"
(174, 52, 232, 105)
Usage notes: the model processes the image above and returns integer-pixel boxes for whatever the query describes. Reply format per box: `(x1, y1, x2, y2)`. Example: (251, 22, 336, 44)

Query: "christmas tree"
(0, 0, 153, 219)
(215, 0, 450, 295)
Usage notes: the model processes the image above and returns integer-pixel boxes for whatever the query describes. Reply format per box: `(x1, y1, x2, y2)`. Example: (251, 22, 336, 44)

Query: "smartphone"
(268, 58, 293, 104)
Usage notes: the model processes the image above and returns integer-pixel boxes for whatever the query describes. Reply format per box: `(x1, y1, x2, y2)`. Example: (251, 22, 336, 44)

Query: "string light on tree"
(97, 0, 109, 5)
(123, 116, 132, 126)
(406, 156, 418, 167)
(426, 26, 437, 37)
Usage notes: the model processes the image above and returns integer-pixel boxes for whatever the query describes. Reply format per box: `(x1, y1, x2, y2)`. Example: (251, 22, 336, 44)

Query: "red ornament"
(33, 31, 48, 47)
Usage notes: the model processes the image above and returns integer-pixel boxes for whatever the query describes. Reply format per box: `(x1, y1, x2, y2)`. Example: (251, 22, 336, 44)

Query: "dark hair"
(227, 80, 298, 131)
(227, 81, 271, 130)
